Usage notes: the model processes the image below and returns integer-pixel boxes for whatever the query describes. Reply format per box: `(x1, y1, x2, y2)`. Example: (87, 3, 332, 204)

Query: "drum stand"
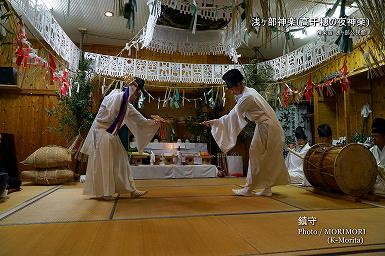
(304, 187, 382, 202)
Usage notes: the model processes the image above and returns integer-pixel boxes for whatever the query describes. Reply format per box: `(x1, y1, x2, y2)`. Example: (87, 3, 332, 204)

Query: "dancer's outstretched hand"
(152, 119, 164, 125)
(151, 115, 169, 125)
(201, 120, 215, 128)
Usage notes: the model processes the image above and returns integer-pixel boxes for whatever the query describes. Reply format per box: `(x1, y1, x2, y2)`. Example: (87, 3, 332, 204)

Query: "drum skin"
(303, 143, 377, 196)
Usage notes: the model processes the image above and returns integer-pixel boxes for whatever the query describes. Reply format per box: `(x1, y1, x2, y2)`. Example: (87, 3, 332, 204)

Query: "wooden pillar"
(343, 90, 351, 143)
(78, 28, 87, 65)
(313, 87, 319, 144)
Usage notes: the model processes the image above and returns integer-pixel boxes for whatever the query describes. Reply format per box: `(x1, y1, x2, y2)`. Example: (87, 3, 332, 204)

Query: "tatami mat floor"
(0, 183, 56, 214)
(1, 177, 384, 256)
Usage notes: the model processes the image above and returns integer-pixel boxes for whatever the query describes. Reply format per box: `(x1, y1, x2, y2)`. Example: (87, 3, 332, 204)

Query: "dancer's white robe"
(210, 87, 289, 190)
(81, 89, 159, 197)
(285, 143, 311, 185)
(370, 145, 385, 195)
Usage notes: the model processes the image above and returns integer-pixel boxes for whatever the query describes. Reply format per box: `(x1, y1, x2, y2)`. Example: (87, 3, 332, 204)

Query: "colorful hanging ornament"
(159, 123, 166, 140)
(124, 0, 137, 29)
(324, 80, 330, 97)
(61, 69, 71, 97)
(48, 53, 56, 85)
(282, 82, 289, 108)
(61, 69, 70, 88)
(189, 0, 198, 34)
(15, 20, 47, 68)
(15, 21, 30, 67)
(173, 88, 180, 108)
(339, 58, 350, 92)
(334, 0, 353, 53)
(304, 74, 313, 102)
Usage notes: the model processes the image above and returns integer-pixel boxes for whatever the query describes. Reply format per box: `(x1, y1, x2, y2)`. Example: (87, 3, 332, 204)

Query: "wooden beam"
(343, 89, 351, 143)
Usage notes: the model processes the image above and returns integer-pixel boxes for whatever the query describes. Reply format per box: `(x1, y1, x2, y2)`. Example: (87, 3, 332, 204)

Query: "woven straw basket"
(21, 168, 74, 185)
(21, 145, 71, 168)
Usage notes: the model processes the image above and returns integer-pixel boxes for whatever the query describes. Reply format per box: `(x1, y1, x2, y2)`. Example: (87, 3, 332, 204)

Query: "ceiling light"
(104, 11, 114, 17)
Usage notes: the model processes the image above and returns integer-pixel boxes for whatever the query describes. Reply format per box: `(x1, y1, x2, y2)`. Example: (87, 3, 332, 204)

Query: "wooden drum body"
(303, 143, 377, 196)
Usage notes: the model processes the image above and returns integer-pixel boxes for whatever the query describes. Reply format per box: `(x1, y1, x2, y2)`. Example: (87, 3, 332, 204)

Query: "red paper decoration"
(304, 74, 313, 102)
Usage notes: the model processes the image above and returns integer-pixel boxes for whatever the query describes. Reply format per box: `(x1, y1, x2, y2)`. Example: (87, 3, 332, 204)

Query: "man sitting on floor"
(318, 124, 333, 145)
(286, 127, 311, 186)
(370, 118, 385, 195)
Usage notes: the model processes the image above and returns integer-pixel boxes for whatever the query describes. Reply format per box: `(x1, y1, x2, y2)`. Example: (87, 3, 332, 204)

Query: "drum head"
(334, 144, 377, 196)
(303, 143, 331, 188)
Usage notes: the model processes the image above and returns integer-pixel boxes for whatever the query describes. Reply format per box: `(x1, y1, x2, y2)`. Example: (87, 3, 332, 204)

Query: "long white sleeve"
(210, 96, 256, 153)
(370, 146, 385, 169)
(124, 104, 159, 152)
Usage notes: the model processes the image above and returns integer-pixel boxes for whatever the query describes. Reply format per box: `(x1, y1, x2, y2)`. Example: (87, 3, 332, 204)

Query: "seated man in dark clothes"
(317, 124, 333, 145)
(0, 134, 9, 199)
(0, 133, 21, 193)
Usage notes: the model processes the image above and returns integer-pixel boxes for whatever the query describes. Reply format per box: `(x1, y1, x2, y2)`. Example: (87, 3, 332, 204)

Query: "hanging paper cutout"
(162, 88, 168, 107)
(138, 91, 145, 109)
(222, 86, 226, 107)
(208, 88, 216, 108)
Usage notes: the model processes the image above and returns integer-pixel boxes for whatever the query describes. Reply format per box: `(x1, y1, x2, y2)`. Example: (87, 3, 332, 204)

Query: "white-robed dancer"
(81, 78, 161, 200)
(203, 69, 289, 196)
(369, 118, 385, 195)
(286, 127, 311, 186)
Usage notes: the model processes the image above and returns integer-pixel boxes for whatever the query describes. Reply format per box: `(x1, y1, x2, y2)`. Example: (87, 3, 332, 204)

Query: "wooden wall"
(313, 75, 385, 143)
(0, 39, 69, 172)
(287, 37, 385, 143)
(0, 91, 66, 172)
(371, 77, 385, 119)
